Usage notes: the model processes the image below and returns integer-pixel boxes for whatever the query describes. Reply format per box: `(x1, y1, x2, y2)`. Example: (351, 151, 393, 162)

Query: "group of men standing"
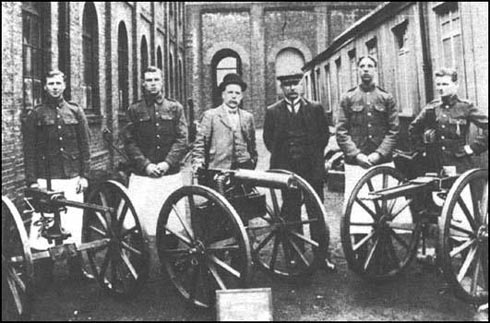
(23, 54, 488, 281)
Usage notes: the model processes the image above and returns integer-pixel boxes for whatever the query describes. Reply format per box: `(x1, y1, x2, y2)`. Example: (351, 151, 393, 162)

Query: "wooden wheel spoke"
(353, 231, 376, 252)
(389, 198, 413, 221)
(120, 240, 143, 257)
(89, 225, 107, 237)
(457, 246, 478, 283)
(286, 236, 310, 267)
(189, 264, 200, 301)
(164, 226, 193, 247)
(208, 237, 237, 249)
(457, 197, 478, 231)
(116, 199, 129, 226)
(207, 245, 240, 253)
(388, 228, 410, 251)
(99, 247, 112, 279)
(270, 189, 281, 217)
(363, 237, 379, 271)
(382, 174, 389, 213)
(207, 261, 227, 290)
(6, 273, 23, 314)
(172, 204, 194, 240)
(208, 254, 240, 279)
(93, 210, 109, 231)
(118, 248, 138, 280)
(7, 266, 26, 293)
(253, 231, 275, 253)
(355, 198, 379, 221)
(386, 236, 401, 269)
(366, 179, 382, 214)
(269, 235, 280, 271)
(449, 239, 475, 258)
(449, 222, 474, 238)
(469, 181, 483, 225)
(289, 230, 319, 248)
(471, 252, 481, 295)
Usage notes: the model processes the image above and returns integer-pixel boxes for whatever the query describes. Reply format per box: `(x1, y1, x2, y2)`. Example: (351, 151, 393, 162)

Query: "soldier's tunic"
(409, 94, 488, 173)
(122, 94, 188, 236)
(23, 97, 90, 249)
(336, 84, 406, 233)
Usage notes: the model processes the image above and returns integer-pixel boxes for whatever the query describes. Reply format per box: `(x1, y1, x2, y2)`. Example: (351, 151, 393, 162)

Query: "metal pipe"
(233, 169, 294, 189)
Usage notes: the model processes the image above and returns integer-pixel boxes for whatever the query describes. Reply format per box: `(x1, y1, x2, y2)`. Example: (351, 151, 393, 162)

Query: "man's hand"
(356, 153, 373, 169)
(192, 162, 204, 174)
(145, 163, 162, 177)
(367, 152, 382, 165)
(156, 161, 170, 175)
(76, 177, 89, 194)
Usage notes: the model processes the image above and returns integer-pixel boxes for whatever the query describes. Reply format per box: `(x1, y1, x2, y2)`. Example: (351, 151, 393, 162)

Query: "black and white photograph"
(2, 1, 488, 321)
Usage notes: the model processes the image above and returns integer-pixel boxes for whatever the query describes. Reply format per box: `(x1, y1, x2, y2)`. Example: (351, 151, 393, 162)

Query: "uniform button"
(57, 115, 60, 118)
(442, 146, 446, 151)
(368, 135, 373, 139)
(445, 105, 449, 109)
(368, 124, 372, 128)
(58, 125, 62, 129)
(59, 137, 63, 140)
(156, 146, 161, 149)
(60, 147, 64, 151)
(441, 136, 445, 140)
(441, 125, 446, 129)
(156, 123, 159, 127)
(156, 135, 160, 139)
(442, 114, 447, 118)
(367, 112, 372, 116)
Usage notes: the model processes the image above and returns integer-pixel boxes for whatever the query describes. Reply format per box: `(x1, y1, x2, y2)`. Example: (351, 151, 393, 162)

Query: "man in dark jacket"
(263, 67, 335, 272)
(409, 67, 488, 174)
(122, 66, 188, 236)
(23, 69, 91, 281)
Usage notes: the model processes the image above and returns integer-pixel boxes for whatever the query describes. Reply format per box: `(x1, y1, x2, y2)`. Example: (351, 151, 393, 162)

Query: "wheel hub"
(476, 225, 488, 242)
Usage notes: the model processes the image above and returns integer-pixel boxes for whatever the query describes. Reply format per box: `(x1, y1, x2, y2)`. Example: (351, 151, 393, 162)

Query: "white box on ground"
(216, 288, 273, 321)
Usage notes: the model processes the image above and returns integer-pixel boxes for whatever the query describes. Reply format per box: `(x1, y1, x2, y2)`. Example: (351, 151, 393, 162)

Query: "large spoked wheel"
(156, 185, 251, 309)
(249, 169, 330, 280)
(439, 168, 488, 305)
(83, 180, 149, 299)
(2, 196, 34, 321)
(341, 166, 421, 281)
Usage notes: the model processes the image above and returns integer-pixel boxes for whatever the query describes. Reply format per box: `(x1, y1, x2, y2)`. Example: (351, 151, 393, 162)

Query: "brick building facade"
(185, 2, 379, 125)
(2, 2, 187, 203)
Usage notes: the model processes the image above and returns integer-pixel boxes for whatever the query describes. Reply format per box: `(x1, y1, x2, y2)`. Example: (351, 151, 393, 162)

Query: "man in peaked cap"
(263, 67, 336, 272)
(193, 73, 258, 171)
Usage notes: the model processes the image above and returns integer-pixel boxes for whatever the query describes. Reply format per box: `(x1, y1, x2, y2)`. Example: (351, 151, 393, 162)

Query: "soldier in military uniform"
(23, 69, 91, 281)
(263, 67, 336, 272)
(409, 67, 488, 174)
(122, 66, 188, 237)
(336, 56, 402, 248)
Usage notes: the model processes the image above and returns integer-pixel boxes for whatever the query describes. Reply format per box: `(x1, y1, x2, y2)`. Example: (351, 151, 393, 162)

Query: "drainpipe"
(419, 1, 433, 103)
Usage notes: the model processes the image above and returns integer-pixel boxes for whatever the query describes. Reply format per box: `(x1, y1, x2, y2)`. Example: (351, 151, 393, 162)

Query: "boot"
(68, 254, 94, 283)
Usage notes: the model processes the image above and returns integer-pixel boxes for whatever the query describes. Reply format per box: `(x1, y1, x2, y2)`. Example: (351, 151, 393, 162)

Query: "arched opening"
(82, 2, 100, 112)
(211, 49, 242, 107)
(275, 48, 305, 100)
(140, 36, 148, 79)
(118, 22, 129, 112)
(157, 46, 163, 70)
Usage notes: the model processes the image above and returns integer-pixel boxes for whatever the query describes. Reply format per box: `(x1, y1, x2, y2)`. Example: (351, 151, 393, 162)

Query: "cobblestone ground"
(29, 129, 487, 321)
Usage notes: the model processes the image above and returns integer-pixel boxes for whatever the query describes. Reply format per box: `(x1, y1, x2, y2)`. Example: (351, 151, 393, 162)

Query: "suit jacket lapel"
(217, 105, 232, 130)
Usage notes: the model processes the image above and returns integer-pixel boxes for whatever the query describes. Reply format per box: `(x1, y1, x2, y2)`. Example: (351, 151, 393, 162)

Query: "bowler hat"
(219, 73, 247, 92)
(276, 67, 304, 84)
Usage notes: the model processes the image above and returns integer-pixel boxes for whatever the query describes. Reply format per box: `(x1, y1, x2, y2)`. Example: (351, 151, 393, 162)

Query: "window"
(140, 36, 149, 78)
(212, 49, 242, 106)
(335, 58, 342, 108)
(22, 2, 48, 110)
(169, 52, 174, 98)
(324, 64, 332, 113)
(392, 20, 411, 114)
(366, 37, 379, 81)
(315, 68, 322, 102)
(118, 22, 129, 112)
(436, 3, 465, 87)
(82, 2, 100, 112)
(178, 59, 184, 102)
(58, 3, 70, 100)
(157, 46, 163, 70)
(348, 49, 357, 88)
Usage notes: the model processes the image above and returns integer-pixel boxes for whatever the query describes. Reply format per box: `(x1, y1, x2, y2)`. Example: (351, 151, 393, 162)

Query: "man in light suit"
(193, 73, 257, 170)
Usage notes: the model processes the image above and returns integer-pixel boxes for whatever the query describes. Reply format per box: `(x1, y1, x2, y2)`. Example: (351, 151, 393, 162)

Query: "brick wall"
(2, 2, 186, 204)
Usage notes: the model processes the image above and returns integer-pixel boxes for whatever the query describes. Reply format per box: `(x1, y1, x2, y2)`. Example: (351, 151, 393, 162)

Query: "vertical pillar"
(250, 4, 265, 125)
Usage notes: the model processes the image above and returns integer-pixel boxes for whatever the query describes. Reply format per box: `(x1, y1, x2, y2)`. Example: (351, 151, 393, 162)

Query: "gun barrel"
(361, 178, 438, 201)
(234, 169, 295, 189)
